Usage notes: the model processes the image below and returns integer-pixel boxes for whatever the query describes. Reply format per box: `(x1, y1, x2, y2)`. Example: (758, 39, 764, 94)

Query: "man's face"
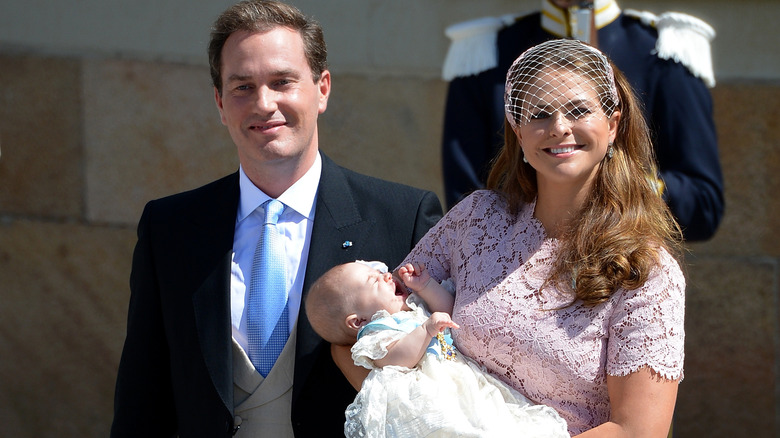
(215, 27, 330, 182)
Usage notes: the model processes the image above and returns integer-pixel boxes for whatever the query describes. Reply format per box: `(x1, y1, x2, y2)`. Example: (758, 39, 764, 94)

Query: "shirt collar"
(237, 152, 322, 222)
(541, 0, 621, 38)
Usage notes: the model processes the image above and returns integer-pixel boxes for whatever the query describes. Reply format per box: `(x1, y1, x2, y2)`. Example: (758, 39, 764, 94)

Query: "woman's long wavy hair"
(486, 52, 683, 307)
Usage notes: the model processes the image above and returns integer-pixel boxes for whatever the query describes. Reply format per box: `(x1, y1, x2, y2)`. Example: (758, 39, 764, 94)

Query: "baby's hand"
(398, 262, 432, 293)
(423, 312, 460, 338)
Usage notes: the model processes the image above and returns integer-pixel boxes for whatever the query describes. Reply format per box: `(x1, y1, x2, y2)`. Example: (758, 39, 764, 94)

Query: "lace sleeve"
(607, 249, 686, 381)
(351, 328, 407, 370)
(401, 191, 491, 281)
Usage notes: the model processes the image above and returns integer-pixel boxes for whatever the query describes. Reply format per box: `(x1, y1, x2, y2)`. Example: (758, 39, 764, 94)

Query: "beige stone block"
(319, 74, 446, 203)
(0, 55, 83, 218)
(83, 59, 238, 226)
(691, 83, 780, 258)
(0, 218, 136, 437)
(675, 256, 777, 436)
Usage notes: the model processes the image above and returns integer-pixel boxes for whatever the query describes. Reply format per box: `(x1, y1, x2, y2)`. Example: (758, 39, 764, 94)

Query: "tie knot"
(263, 199, 284, 225)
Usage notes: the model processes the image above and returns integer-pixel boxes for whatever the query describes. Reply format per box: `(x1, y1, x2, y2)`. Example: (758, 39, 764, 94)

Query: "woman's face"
(514, 68, 619, 191)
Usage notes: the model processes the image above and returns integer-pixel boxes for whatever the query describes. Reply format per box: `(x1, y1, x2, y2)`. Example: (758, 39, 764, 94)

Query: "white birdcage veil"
(504, 39, 619, 130)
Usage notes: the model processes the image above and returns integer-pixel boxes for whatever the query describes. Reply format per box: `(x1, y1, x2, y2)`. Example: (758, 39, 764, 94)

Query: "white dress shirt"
(230, 153, 321, 353)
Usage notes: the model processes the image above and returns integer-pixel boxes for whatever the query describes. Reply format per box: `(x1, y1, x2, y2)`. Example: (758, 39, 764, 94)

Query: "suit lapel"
(191, 172, 240, 415)
(293, 155, 375, 401)
(303, 155, 374, 288)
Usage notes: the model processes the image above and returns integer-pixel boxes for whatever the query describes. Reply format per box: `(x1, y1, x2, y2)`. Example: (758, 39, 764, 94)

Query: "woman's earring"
(522, 154, 528, 164)
(607, 142, 615, 159)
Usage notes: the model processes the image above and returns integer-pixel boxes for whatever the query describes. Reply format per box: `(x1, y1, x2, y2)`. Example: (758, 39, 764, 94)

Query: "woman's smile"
(546, 145, 582, 155)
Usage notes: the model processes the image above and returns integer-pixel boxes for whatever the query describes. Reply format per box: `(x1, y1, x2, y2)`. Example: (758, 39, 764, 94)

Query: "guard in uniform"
(441, 0, 724, 241)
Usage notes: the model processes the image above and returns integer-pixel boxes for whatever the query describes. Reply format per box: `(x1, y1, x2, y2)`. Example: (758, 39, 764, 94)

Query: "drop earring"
(607, 142, 615, 159)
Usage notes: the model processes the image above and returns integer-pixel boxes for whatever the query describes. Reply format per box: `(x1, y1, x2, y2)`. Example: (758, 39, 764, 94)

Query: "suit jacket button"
(232, 416, 243, 435)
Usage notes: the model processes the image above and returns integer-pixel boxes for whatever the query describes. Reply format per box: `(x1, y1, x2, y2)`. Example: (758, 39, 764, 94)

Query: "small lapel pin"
(342, 240, 353, 249)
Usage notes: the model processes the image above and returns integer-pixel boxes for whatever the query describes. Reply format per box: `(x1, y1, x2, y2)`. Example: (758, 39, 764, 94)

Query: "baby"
(306, 261, 568, 438)
(306, 260, 456, 350)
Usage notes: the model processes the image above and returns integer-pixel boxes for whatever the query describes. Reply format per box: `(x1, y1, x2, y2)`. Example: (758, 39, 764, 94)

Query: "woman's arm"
(331, 344, 370, 391)
(373, 312, 459, 369)
(574, 367, 678, 438)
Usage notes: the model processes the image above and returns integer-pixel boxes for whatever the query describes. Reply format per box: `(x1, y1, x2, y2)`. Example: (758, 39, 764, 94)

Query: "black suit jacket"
(111, 154, 442, 437)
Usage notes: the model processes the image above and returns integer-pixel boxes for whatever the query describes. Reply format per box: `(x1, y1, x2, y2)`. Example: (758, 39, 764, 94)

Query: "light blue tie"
(247, 199, 288, 377)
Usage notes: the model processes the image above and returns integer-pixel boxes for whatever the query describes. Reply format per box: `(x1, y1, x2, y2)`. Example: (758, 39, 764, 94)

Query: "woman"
(401, 39, 685, 436)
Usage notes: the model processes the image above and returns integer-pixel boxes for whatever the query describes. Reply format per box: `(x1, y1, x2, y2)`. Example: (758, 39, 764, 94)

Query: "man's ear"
(214, 87, 227, 126)
(317, 69, 331, 114)
(345, 314, 365, 331)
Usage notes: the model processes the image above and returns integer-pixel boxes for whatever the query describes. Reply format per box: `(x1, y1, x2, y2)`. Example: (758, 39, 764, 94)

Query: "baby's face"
(347, 263, 411, 319)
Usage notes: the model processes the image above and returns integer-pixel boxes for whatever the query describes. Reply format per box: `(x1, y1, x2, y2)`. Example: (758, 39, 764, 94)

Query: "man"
(441, 0, 724, 241)
(111, 1, 442, 436)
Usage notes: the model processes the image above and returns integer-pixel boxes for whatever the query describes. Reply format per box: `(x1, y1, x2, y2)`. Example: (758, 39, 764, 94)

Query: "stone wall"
(1, 1, 779, 437)
(680, 83, 780, 436)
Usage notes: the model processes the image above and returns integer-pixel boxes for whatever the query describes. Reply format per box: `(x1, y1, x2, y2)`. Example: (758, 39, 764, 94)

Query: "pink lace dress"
(402, 190, 685, 435)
